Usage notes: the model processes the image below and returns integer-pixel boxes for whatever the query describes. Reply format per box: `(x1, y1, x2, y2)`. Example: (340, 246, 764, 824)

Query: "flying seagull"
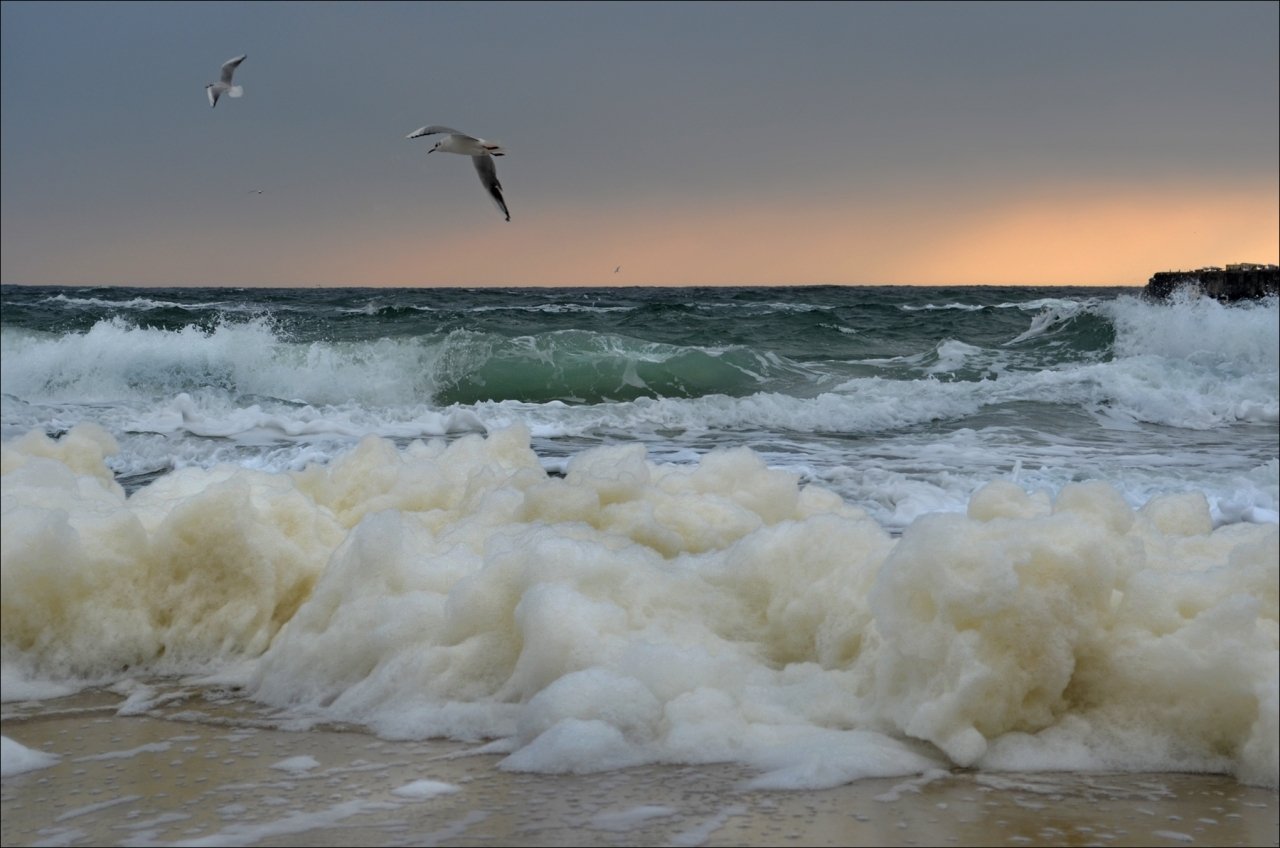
(206, 54, 246, 108)
(406, 125, 510, 221)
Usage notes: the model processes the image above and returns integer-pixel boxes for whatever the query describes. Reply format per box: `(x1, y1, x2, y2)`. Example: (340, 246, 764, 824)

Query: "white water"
(2, 421, 1276, 789)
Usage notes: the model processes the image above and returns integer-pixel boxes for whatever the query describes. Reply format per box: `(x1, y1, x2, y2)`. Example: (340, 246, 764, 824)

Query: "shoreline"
(2, 689, 1277, 847)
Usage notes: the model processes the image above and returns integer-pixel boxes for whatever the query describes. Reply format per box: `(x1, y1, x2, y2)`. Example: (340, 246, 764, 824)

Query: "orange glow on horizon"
(905, 183, 1280, 286)
(334, 180, 1280, 287)
(5, 181, 1276, 288)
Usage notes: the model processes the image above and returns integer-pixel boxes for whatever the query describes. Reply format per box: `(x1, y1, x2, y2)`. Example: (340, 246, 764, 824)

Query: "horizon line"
(0, 280, 1150, 289)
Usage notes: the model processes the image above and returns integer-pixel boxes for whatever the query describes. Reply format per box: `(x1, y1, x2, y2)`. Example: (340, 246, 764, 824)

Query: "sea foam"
(1, 423, 1276, 789)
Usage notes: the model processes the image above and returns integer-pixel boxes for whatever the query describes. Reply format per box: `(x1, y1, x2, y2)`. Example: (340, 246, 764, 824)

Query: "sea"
(1, 283, 1277, 791)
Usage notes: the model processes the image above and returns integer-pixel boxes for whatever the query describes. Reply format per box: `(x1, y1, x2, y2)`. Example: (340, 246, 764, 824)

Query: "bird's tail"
(484, 142, 507, 157)
(228, 86, 244, 98)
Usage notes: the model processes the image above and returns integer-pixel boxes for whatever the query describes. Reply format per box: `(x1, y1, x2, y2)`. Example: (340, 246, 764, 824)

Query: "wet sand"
(2, 689, 1277, 847)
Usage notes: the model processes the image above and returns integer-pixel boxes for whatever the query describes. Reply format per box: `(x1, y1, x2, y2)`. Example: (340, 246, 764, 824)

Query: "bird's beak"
(426, 148, 434, 154)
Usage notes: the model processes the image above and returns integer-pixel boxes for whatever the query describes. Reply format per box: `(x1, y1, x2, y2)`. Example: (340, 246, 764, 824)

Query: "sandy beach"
(2, 688, 1276, 848)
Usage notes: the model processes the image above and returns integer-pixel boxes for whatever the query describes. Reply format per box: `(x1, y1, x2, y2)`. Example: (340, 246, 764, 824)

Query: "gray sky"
(2, 0, 1277, 286)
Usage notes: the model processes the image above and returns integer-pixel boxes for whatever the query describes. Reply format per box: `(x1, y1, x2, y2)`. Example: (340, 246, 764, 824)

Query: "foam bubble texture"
(2, 423, 1275, 788)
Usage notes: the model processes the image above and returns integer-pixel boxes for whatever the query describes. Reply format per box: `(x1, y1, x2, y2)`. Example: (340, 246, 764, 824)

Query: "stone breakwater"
(1146, 264, 1279, 302)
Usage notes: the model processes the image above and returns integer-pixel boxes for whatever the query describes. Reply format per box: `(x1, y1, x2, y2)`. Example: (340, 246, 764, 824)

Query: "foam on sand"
(4, 698, 1274, 847)
(1, 735, 60, 777)
(2, 422, 1276, 789)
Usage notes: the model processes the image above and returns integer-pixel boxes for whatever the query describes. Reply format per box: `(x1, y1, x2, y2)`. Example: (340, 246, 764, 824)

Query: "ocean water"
(2, 283, 1277, 790)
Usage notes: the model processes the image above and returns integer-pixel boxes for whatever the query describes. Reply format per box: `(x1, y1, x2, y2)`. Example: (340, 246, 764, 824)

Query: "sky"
(1, 0, 1277, 288)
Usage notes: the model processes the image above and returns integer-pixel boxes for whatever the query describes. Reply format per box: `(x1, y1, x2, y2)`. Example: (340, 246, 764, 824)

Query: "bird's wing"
(406, 125, 469, 140)
(471, 154, 509, 221)
(207, 85, 221, 108)
(220, 55, 246, 84)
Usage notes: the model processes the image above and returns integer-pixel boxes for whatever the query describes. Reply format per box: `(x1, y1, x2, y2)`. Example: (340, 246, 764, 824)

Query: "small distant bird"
(206, 54, 246, 108)
(614, 266, 621, 273)
(407, 125, 510, 221)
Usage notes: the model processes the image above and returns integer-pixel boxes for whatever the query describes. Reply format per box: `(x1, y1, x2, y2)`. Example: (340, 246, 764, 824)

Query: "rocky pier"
(1146, 263, 1279, 302)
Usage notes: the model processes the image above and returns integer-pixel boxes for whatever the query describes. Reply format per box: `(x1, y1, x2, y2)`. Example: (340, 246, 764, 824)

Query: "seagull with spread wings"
(407, 125, 510, 221)
(206, 54, 246, 108)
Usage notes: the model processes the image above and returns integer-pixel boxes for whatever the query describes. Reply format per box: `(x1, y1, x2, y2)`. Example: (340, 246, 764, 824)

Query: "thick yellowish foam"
(2, 423, 1276, 788)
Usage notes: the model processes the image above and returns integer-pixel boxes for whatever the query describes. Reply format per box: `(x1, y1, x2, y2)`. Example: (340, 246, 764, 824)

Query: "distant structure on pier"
(1145, 263, 1279, 302)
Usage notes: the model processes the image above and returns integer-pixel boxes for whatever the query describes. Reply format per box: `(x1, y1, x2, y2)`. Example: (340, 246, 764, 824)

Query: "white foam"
(42, 293, 256, 313)
(1, 736, 61, 776)
(0, 664, 81, 703)
(1005, 302, 1083, 345)
(75, 741, 172, 761)
(390, 778, 461, 799)
(0, 317, 455, 407)
(873, 768, 953, 802)
(901, 303, 986, 312)
(3, 294, 1274, 547)
(996, 297, 1087, 311)
(269, 755, 320, 774)
(1151, 830, 1195, 843)
(1106, 292, 1279, 371)
(164, 799, 399, 847)
(2, 423, 1276, 790)
(55, 794, 142, 821)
